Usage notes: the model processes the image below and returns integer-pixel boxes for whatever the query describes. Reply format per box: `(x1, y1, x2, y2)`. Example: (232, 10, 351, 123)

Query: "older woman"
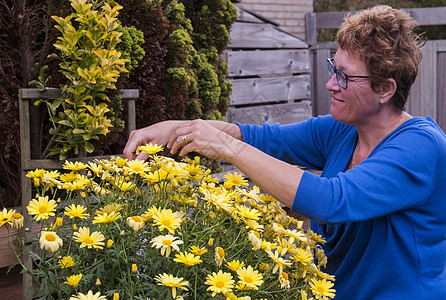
(124, 5, 446, 299)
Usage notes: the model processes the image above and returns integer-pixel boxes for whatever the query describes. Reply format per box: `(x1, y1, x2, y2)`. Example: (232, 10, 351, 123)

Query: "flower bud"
(207, 238, 214, 247)
(113, 293, 119, 300)
(95, 278, 101, 286)
(131, 263, 138, 273)
(106, 239, 113, 248)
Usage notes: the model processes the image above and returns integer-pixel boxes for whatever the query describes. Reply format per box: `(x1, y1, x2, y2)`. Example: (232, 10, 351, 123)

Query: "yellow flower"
(96, 203, 123, 215)
(308, 229, 327, 244)
(236, 205, 261, 220)
(93, 211, 121, 224)
(152, 209, 183, 234)
(95, 278, 101, 286)
(155, 273, 189, 299)
(248, 231, 262, 250)
(207, 238, 214, 247)
(202, 189, 234, 213)
(27, 195, 57, 221)
(279, 272, 290, 290)
(226, 260, 245, 272)
(126, 216, 145, 232)
(55, 216, 64, 228)
(123, 159, 151, 175)
(236, 265, 264, 290)
(310, 278, 336, 300)
(259, 262, 269, 272)
(39, 230, 63, 252)
(26, 169, 46, 186)
(113, 292, 119, 300)
(141, 206, 160, 222)
(64, 204, 89, 219)
(63, 161, 88, 172)
(215, 247, 225, 267)
(205, 270, 234, 297)
(265, 249, 292, 274)
(69, 290, 107, 300)
(59, 171, 80, 182)
(223, 172, 248, 189)
(59, 256, 75, 268)
(189, 245, 208, 256)
(151, 234, 183, 257)
(11, 212, 24, 228)
(0, 208, 15, 226)
(138, 142, 164, 155)
(173, 251, 203, 267)
(73, 227, 105, 249)
(63, 175, 90, 190)
(116, 157, 127, 168)
(131, 263, 138, 273)
(65, 273, 82, 288)
(292, 248, 313, 266)
(106, 239, 113, 248)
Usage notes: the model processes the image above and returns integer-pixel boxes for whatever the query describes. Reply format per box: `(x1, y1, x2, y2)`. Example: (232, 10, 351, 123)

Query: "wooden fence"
(224, 4, 312, 126)
(306, 7, 446, 132)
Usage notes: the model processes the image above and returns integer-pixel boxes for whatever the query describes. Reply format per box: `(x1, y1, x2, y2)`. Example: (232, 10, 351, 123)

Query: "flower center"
(245, 277, 253, 283)
(84, 237, 94, 245)
(12, 213, 22, 219)
(39, 207, 47, 213)
(216, 281, 224, 288)
(132, 216, 142, 222)
(162, 220, 171, 226)
(162, 240, 172, 246)
(45, 233, 56, 242)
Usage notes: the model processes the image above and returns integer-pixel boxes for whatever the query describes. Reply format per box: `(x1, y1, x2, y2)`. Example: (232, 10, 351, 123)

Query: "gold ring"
(182, 135, 188, 144)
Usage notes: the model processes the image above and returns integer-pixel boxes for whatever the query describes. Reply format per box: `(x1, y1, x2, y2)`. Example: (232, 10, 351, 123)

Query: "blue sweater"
(238, 115, 446, 299)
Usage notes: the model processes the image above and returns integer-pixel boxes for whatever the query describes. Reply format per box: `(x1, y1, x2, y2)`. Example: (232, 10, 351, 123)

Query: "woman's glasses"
(327, 58, 373, 89)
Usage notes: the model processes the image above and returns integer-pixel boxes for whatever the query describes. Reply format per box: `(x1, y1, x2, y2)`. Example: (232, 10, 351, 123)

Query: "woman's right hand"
(123, 120, 184, 160)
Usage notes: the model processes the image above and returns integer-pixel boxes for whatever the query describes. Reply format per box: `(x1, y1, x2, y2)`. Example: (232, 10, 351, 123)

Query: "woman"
(124, 6, 446, 299)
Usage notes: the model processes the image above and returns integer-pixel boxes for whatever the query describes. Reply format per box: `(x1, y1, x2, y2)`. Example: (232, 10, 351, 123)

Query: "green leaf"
(84, 141, 94, 153)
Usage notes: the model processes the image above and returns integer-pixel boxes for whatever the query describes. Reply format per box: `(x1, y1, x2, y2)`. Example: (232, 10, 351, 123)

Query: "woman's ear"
(379, 78, 397, 104)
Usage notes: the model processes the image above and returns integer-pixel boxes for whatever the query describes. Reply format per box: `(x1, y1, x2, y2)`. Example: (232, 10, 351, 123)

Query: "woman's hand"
(167, 119, 240, 160)
(123, 120, 184, 160)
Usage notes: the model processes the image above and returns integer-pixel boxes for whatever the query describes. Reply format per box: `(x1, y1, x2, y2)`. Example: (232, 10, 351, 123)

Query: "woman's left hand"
(167, 119, 240, 160)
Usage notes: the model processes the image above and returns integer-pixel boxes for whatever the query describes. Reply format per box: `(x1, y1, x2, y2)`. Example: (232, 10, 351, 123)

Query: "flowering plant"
(2, 144, 335, 300)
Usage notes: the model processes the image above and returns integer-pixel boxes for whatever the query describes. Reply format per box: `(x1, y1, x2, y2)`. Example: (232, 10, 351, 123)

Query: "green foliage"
(44, 0, 129, 159)
(116, 25, 145, 72)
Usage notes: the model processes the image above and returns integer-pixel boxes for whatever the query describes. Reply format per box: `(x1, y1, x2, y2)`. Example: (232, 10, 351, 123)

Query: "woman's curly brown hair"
(337, 5, 424, 109)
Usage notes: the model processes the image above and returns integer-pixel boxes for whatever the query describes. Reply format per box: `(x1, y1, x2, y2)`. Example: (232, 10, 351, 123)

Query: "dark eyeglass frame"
(327, 58, 373, 89)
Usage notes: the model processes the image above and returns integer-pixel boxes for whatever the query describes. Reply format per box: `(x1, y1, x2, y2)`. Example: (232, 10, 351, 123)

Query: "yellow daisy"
(310, 278, 336, 300)
(173, 251, 203, 267)
(73, 227, 105, 249)
(141, 169, 169, 184)
(96, 203, 123, 215)
(69, 290, 107, 300)
(59, 172, 80, 182)
(138, 143, 164, 155)
(65, 273, 82, 288)
(27, 195, 57, 221)
(155, 273, 189, 299)
(265, 249, 292, 274)
(279, 272, 290, 290)
(152, 209, 183, 234)
(292, 248, 314, 266)
(189, 245, 208, 256)
(215, 247, 225, 267)
(64, 204, 89, 219)
(26, 169, 46, 187)
(235, 265, 264, 291)
(63, 161, 88, 172)
(226, 260, 245, 272)
(236, 205, 261, 220)
(11, 212, 24, 228)
(141, 206, 161, 222)
(247, 231, 262, 250)
(126, 216, 145, 231)
(93, 211, 121, 224)
(205, 270, 234, 297)
(223, 172, 249, 189)
(123, 159, 151, 175)
(0, 208, 15, 226)
(39, 231, 63, 252)
(59, 256, 75, 268)
(63, 175, 90, 190)
(151, 234, 183, 257)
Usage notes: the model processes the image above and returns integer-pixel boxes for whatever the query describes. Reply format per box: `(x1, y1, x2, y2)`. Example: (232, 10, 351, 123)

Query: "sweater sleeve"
(237, 116, 346, 170)
(292, 127, 439, 224)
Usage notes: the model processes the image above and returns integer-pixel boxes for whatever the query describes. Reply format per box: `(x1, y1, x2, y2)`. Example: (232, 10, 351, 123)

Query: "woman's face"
(326, 48, 381, 126)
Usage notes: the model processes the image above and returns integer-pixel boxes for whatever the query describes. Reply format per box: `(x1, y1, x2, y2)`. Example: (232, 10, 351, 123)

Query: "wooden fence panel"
(437, 41, 446, 131)
(229, 101, 311, 125)
(229, 74, 310, 106)
(226, 49, 310, 77)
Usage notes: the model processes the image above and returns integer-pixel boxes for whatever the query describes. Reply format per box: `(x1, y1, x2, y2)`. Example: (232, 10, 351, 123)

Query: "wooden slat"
(235, 5, 264, 24)
(437, 51, 446, 131)
(229, 101, 311, 125)
(229, 75, 309, 106)
(19, 88, 139, 99)
(227, 49, 309, 77)
(22, 155, 125, 171)
(407, 40, 437, 118)
(311, 47, 332, 116)
(228, 22, 308, 49)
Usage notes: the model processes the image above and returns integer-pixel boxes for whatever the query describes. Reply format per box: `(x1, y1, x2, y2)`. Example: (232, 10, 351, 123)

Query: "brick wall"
(238, 0, 313, 41)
